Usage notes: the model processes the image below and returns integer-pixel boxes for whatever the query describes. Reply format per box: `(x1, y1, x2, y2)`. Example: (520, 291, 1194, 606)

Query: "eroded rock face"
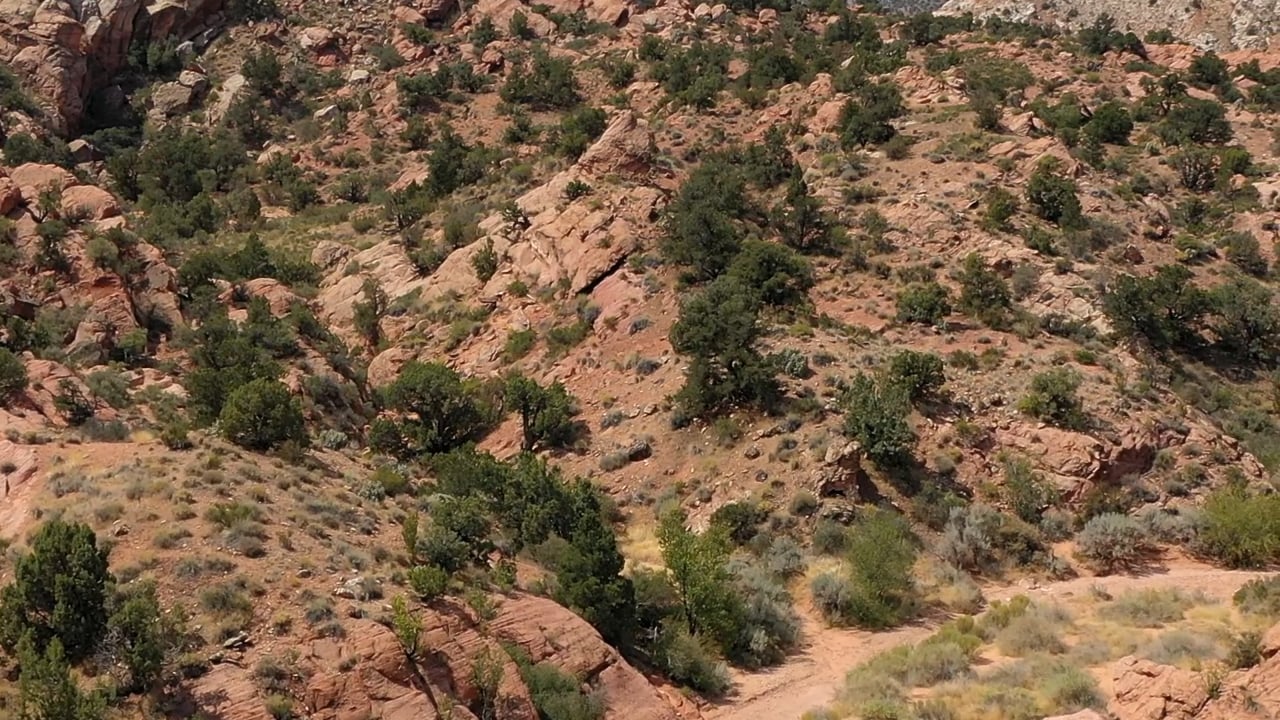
(315, 110, 662, 344)
(259, 594, 693, 720)
(1111, 655, 1208, 720)
(490, 594, 684, 720)
(938, 0, 1280, 50)
(0, 0, 226, 131)
(1110, 639, 1280, 720)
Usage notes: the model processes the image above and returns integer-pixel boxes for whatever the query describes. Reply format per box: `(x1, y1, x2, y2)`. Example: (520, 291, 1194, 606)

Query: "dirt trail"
(708, 564, 1269, 720)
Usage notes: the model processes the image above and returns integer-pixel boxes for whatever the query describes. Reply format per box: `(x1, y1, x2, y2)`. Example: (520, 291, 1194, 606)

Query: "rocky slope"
(939, 0, 1280, 50)
(4, 0, 1280, 718)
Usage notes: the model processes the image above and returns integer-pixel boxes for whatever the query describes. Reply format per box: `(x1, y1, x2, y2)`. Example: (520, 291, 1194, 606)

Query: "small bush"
(1042, 663, 1103, 713)
(896, 282, 951, 326)
(656, 627, 731, 696)
(812, 520, 848, 555)
(1198, 486, 1280, 568)
(995, 604, 1068, 656)
(1228, 631, 1263, 669)
(1076, 513, 1148, 572)
(1100, 588, 1201, 628)
(789, 490, 819, 517)
(1234, 576, 1280, 617)
(1141, 628, 1220, 666)
(885, 350, 945, 403)
(1018, 367, 1086, 429)
(407, 565, 449, 601)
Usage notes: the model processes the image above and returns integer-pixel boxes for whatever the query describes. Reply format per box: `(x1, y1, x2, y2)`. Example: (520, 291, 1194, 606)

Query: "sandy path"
(708, 563, 1269, 720)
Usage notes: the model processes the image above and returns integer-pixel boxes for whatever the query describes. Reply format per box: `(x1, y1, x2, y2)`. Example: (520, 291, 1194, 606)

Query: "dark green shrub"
(981, 187, 1019, 232)
(956, 253, 1012, 326)
(219, 378, 307, 451)
(500, 48, 580, 109)
(375, 361, 495, 457)
(407, 565, 449, 601)
(1026, 160, 1083, 228)
(504, 373, 581, 452)
(1018, 368, 1086, 430)
(0, 520, 111, 661)
(896, 282, 952, 326)
(841, 373, 914, 467)
(838, 81, 905, 148)
(669, 277, 778, 417)
(1198, 486, 1280, 568)
(0, 348, 27, 402)
(885, 350, 945, 404)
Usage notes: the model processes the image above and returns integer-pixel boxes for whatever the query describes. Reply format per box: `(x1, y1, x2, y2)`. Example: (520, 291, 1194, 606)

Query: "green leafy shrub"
(815, 510, 918, 629)
(1018, 367, 1087, 429)
(838, 81, 905, 148)
(669, 277, 778, 417)
(841, 373, 914, 467)
(219, 378, 307, 451)
(896, 282, 952, 326)
(373, 361, 496, 458)
(504, 373, 582, 451)
(1026, 160, 1083, 228)
(407, 565, 449, 601)
(885, 350, 945, 403)
(956, 253, 1012, 326)
(0, 520, 111, 661)
(500, 48, 580, 109)
(1198, 486, 1280, 568)
(0, 348, 28, 402)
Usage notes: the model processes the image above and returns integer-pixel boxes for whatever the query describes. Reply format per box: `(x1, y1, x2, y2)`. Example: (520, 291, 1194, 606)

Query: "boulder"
(302, 604, 535, 720)
(299, 26, 338, 51)
(418, 0, 458, 21)
(218, 278, 302, 317)
(190, 664, 273, 720)
(208, 72, 248, 124)
(577, 110, 654, 177)
(9, 163, 76, 204)
(812, 441, 867, 499)
(20, 357, 95, 426)
(1110, 655, 1208, 720)
(68, 285, 140, 363)
(0, 176, 21, 215)
(67, 139, 97, 163)
(60, 185, 119, 221)
(489, 594, 684, 720)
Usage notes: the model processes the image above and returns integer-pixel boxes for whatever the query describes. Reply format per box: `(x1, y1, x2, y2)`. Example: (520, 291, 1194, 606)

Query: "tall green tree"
(16, 637, 106, 720)
(352, 278, 388, 352)
(669, 277, 778, 417)
(504, 373, 581, 452)
(554, 480, 636, 645)
(377, 361, 495, 456)
(657, 509, 740, 642)
(0, 520, 112, 662)
(841, 373, 915, 467)
(843, 510, 918, 629)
